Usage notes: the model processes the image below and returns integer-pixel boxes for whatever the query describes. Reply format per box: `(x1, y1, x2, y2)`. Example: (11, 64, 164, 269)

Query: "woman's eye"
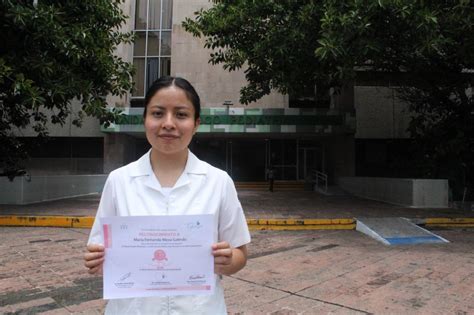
(152, 111, 163, 117)
(177, 112, 188, 118)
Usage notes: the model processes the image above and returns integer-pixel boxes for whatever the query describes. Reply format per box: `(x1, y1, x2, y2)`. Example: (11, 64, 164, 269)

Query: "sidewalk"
(0, 190, 472, 229)
(1, 227, 473, 314)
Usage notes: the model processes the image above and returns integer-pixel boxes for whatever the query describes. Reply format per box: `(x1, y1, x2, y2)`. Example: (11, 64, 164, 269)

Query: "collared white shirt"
(88, 150, 251, 315)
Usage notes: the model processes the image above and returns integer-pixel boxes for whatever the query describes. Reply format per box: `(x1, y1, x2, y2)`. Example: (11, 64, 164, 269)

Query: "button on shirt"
(88, 150, 251, 315)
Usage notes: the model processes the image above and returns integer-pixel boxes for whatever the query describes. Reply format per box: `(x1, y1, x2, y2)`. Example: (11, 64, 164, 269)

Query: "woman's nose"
(162, 113, 175, 129)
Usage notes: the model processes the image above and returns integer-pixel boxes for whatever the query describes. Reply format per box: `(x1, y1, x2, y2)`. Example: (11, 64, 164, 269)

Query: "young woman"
(84, 76, 251, 314)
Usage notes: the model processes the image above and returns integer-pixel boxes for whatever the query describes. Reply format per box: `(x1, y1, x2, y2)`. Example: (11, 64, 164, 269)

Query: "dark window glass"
(131, 99, 145, 108)
(135, 0, 147, 29)
(147, 58, 160, 89)
(23, 137, 103, 158)
(147, 31, 160, 56)
(134, 32, 147, 56)
(132, 58, 145, 97)
(162, 0, 173, 29)
(148, 0, 161, 29)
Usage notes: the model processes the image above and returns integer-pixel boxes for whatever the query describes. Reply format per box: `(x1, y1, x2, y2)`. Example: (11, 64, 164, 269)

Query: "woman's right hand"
(84, 244, 105, 275)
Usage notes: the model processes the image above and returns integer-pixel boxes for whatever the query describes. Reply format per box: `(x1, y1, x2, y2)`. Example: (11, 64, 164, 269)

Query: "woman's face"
(144, 86, 200, 157)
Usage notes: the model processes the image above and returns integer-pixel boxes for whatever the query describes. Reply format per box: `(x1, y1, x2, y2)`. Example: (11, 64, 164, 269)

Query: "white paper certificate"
(100, 215, 215, 299)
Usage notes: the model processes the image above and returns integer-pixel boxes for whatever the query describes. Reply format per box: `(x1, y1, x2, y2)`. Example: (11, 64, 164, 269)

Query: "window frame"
(132, 0, 173, 101)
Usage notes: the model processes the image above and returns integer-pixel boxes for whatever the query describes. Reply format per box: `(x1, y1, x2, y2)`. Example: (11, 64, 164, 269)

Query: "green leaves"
(183, 0, 474, 188)
(0, 0, 133, 173)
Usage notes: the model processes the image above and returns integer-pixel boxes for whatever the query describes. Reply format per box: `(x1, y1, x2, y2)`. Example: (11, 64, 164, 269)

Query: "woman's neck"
(150, 149, 188, 187)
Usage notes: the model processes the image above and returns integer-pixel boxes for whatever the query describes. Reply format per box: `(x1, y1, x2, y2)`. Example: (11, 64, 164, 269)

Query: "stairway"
(235, 181, 306, 191)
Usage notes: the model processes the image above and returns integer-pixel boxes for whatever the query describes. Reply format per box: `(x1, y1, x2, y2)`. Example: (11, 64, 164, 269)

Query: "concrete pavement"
(0, 227, 473, 314)
(0, 191, 473, 229)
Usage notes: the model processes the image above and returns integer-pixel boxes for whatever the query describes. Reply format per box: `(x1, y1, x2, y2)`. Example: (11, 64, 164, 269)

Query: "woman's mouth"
(158, 134, 179, 140)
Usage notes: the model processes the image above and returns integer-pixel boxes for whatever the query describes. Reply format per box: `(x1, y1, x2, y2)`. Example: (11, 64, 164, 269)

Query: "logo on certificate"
(186, 220, 203, 231)
(152, 249, 168, 268)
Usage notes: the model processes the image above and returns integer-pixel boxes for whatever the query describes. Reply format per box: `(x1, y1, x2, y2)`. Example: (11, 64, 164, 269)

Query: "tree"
(0, 0, 134, 175)
(183, 0, 474, 198)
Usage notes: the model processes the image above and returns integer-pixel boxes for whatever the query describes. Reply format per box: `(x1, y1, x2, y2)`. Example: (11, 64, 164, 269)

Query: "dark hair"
(143, 76, 201, 121)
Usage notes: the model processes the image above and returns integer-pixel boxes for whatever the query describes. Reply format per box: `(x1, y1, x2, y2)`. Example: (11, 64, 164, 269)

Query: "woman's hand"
(84, 244, 105, 275)
(212, 242, 247, 276)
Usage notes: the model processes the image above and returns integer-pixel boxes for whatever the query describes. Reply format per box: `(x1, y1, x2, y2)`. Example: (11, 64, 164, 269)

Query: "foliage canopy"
(0, 0, 134, 174)
(184, 0, 474, 195)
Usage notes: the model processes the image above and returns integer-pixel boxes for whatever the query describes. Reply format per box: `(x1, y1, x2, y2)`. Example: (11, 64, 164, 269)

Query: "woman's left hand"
(212, 242, 247, 276)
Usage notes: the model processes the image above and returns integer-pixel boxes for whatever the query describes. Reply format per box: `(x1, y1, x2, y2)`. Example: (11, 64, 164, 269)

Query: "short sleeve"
(218, 173, 251, 248)
(87, 173, 117, 245)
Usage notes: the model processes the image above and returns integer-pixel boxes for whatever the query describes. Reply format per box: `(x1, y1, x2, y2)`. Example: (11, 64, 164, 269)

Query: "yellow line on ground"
(246, 218, 355, 225)
(0, 216, 356, 229)
(0, 216, 93, 228)
(426, 224, 474, 228)
(424, 218, 474, 228)
(248, 224, 356, 231)
(1, 216, 472, 229)
(425, 218, 474, 224)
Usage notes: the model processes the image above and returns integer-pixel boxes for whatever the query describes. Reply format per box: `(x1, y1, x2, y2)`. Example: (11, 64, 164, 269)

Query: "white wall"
(0, 175, 107, 205)
(12, 99, 103, 138)
(172, 0, 288, 108)
(339, 177, 449, 208)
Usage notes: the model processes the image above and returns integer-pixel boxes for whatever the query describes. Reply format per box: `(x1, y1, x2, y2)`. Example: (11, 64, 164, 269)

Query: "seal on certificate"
(152, 249, 168, 269)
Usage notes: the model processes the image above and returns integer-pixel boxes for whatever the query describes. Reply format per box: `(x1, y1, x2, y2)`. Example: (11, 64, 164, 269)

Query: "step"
(235, 181, 306, 191)
(356, 217, 449, 245)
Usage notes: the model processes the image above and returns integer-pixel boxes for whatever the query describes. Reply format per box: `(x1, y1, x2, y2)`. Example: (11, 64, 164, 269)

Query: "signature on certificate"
(119, 272, 132, 281)
(189, 274, 206, 280)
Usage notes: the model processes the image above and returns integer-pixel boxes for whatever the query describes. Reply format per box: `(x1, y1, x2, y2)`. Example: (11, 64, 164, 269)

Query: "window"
(132, 0, 173, 102)
(289, 84, 330, 108)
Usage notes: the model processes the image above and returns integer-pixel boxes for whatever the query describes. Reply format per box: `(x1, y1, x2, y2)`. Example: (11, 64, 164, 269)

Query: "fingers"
(212, 241, 230, 250)
(84, 244, 105, 275)
(212, 242, 233, 268)
(88, 264, 103, 275)
(87, 244, 105, 252)
(212, 241, 232, 259)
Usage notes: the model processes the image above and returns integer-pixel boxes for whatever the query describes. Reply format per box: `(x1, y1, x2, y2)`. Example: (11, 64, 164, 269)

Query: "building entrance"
(298, 146, 324, 181)
(191, 137, 326, 182)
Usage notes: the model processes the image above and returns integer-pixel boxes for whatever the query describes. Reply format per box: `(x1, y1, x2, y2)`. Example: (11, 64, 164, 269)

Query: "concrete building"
(23, 0, 412, 185)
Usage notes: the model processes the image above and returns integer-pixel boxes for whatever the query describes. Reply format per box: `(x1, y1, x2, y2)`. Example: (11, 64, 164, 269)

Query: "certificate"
(100, 215, 215, 299)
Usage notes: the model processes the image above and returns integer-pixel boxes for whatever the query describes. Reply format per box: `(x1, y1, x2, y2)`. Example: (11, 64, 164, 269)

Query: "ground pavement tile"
(330, 249, 443, 303)
(64, 298, 106, 313)
(0, 276, 33, 292)
(333, 231, 474, 314)
(0, 297, 57, 313)
(283, 250, 384, 293)
(325, 257, 444, 312)
(37, 308, 73, 315)
(243, 294, 349, 315)
(0, 227, 103, 314)
(422, 273, 474, 314)
(2, 227, 474, 314)
(223, 275, 290, 312)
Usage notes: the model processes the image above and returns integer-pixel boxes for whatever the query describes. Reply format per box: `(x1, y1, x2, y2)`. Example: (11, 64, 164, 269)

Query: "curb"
(422, 217, 474, 228)
(0, 216, 473, 230)
(0, 216, 94, 228)
(247, 218, 356, 230)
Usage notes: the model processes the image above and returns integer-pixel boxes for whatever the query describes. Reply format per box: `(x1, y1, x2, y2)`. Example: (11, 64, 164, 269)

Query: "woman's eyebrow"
(174, 105, 192, 110)
(148, 105, 164, 109)
(148, 105, 191, 110)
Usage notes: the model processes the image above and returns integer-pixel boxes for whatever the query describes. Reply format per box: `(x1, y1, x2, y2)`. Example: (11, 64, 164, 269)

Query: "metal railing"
(311, 169, 328, 193)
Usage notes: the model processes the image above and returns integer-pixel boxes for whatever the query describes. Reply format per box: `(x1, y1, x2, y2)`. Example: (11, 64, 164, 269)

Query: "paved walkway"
(0, 191, 473, 314)
(0, 190, 472, 219)
(0, 227, 473, 314)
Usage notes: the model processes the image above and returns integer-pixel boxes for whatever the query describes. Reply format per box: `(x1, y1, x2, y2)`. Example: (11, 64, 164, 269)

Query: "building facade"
(23, 0, 412, 184)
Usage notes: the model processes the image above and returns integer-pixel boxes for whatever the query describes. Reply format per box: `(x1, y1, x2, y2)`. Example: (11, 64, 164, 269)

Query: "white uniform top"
(88, 150, 251, 315)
